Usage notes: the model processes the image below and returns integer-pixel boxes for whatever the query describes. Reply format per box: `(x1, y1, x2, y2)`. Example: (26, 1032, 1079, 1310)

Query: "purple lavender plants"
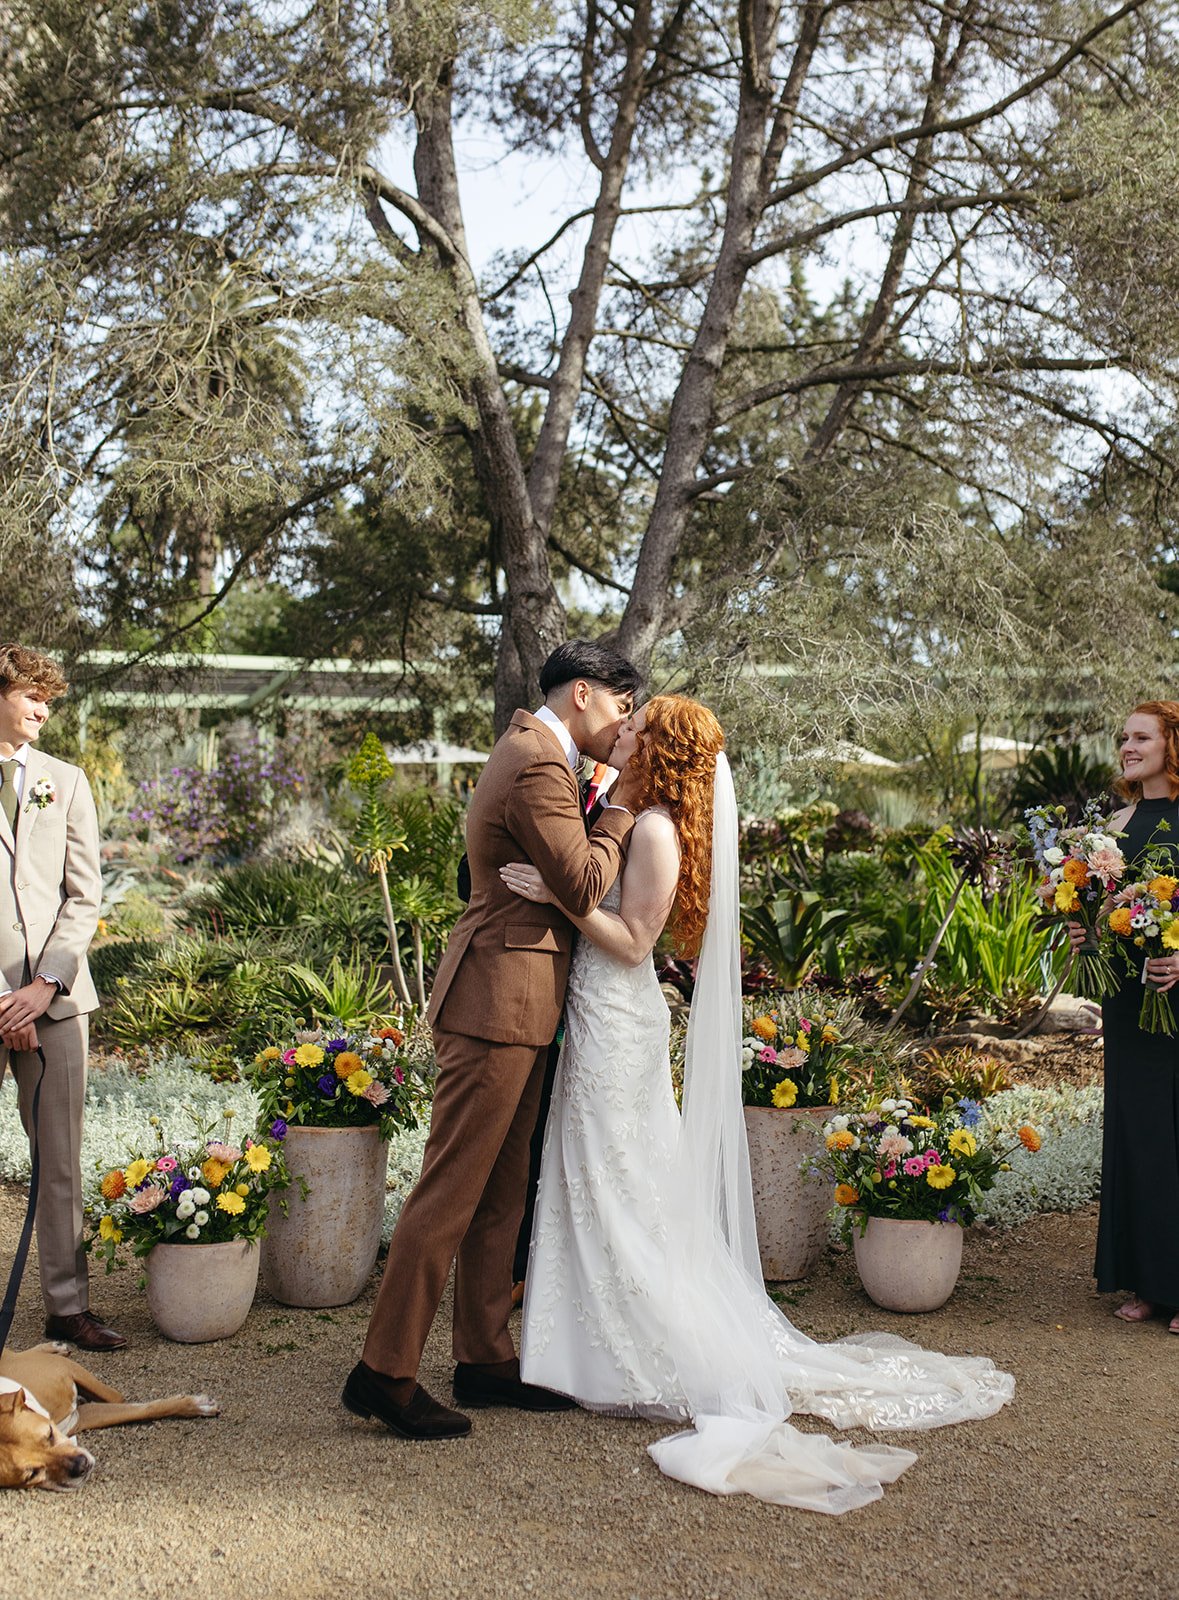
(133, 736, 304, 863)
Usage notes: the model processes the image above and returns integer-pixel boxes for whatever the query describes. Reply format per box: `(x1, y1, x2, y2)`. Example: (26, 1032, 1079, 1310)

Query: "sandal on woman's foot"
(1114, 1296, 1154, 1322)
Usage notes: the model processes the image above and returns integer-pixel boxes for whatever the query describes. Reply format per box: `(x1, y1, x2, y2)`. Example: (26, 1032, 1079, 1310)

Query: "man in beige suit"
(0, 645, 121, 1351)
(345, 641, 641, 1438)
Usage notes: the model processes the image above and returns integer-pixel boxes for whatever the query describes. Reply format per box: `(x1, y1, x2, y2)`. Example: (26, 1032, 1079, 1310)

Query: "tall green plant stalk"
(348, 735, 413, 1009)
(882, 876, 966, 1034)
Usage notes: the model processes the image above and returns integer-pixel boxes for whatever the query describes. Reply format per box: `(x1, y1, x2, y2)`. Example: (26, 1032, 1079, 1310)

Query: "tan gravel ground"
(0, 1189, 1175, 1600)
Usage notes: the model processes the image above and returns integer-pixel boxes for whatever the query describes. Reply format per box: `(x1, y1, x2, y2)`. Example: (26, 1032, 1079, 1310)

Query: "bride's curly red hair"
(630, 695, 725, 957)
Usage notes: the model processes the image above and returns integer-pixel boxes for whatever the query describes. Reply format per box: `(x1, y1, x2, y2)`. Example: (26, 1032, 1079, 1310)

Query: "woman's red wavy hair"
(1113, 701, 1179, 802)
(630, 695, 725, 957)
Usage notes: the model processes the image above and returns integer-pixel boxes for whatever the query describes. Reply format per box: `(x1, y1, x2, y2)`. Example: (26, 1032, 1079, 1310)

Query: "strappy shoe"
(1114, 1296, 1154, 1322)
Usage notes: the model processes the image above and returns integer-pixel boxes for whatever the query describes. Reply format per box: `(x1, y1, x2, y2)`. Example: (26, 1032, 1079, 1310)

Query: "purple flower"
(270, 1118, 288, 1140)
(327, 1038, 349, 1053)
(317, 1074, 338, 1097)
(170, 1172, 191, 1200)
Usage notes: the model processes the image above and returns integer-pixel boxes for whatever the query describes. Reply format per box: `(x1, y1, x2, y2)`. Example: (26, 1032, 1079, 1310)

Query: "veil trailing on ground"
(646, 751, 1012, 1511)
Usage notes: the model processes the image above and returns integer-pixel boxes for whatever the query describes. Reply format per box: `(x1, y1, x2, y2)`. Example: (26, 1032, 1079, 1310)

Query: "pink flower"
(902, 1156, 926, 1177)
(1089, 847, 1125, 881)
(205, 1141, 242, 1163)
(155, 1156, 178, 1172)
(393, 1066, 404, 1085)
(776, 1046, 807, 1070)
(129, 1184, 168, 1214)
(362, 1081, 391, 1106)
(882, 1162, 898, 1180)
(798, 1018, 813, 1032)
(877, 1132, 912, 1163)
(757, 1046, 778, 1065)
(923, 1149, 941, 1169)
(281, 1048, 298, 1065)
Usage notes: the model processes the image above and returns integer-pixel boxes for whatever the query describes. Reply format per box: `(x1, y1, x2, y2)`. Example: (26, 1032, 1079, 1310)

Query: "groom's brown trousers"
(362, 1029, 549, 1378)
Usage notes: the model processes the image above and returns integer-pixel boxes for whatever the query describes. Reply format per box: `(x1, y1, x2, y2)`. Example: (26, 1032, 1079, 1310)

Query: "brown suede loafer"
(453, 1362, 576, 1412)
(44, 1311, 128, 1351)
(341, 1362, 471, 1440)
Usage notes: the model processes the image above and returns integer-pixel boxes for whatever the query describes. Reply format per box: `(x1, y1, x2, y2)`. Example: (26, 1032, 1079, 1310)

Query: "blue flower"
(956, 1097, 982, 1128)
(317, 1074, 338, 1097)
(327, 1037, 349, 1053)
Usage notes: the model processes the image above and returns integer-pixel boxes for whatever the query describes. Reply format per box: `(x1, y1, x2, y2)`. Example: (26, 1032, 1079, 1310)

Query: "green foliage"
(89, 938, 164, 998)
(279, 959, 400, 1034)
(742, 892, 855, 989)
(1003, 743, 1117, 820)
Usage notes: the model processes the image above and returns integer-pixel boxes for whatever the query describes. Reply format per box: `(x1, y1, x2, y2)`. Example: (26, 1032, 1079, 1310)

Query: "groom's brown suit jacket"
(364, 710, 633, 1380)
(429, 710, 631, 1045)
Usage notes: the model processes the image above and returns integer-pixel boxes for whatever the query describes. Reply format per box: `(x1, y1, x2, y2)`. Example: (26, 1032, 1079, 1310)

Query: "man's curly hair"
(628, 694, 725, 957)
(0, 644, 69, 701)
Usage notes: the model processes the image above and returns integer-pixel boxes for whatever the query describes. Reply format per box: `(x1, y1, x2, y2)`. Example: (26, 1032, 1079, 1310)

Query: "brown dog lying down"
(0, 1343, 219, 1490)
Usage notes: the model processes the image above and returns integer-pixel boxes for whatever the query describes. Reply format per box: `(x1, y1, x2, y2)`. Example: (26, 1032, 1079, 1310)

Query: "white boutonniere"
(27, 777, 56, 810)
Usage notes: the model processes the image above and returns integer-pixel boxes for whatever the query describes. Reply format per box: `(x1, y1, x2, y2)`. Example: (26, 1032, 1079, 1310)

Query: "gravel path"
(0, 1191, 1173, 1600)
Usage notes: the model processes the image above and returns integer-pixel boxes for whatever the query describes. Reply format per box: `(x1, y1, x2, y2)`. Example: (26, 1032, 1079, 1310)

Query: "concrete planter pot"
(261, 1124, 388, 1308)
(852, 1216, 964, 1312)
(742, 1105, 834, 1281)
(145, 1240, 260, 1343)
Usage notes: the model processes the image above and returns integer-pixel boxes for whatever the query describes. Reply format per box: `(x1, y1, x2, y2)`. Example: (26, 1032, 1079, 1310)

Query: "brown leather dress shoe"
(341, 1362, 471, 1439)
(453, 1361, 576, 1412)
(44, 1311, 128, 1351)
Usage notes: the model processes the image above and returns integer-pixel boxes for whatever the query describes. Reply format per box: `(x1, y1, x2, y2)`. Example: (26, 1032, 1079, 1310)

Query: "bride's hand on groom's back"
(500, 863, 554, 904)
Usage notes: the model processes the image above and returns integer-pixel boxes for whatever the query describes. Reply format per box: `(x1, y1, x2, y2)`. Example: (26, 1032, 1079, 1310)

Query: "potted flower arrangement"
(817, 1095, 1042, 1311)
(739, 995, 857, 1282)
(250, 1020, 427, 1308)
(88, 1109, 289, 1342)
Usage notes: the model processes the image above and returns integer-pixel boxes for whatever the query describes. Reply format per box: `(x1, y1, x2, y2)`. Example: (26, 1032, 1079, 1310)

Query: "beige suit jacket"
(0, 748, 101, 1018)
(428, 711, 633, 1047)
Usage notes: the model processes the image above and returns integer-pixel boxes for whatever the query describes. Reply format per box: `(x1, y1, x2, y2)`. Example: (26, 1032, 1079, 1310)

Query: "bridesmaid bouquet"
(1022, 803, 1127, 1000)
(1106, 865, 1179, 1036)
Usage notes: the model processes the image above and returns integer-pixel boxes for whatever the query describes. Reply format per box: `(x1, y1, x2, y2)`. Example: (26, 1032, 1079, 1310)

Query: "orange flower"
(334, 1051, 364, 1080)
(1149, 875, 1179, 901)
(100, 1169, 126, 1201)
(825, 1130, 855, 1151)
(378, 1027, 405, 1046)
(201, 1157, 231, 1189)
(1017, 1125, 1042, 1153)
(1108, 907, 1133, 936)
(834, 1183, 859, 1207)
(750, 1015, 777, 1043)
(1063, 859, 1089, 886)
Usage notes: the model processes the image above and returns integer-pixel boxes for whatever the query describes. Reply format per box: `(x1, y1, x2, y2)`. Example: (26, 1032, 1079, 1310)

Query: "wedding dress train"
(520, 763, 1013, 1513)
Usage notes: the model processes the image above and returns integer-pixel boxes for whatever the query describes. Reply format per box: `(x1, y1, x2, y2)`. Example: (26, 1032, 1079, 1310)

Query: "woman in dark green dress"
(1076, 701, 1179, 1330)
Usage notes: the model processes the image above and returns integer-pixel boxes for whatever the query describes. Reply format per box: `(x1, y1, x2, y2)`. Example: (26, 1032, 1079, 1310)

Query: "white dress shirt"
(1, 742, 62, 995)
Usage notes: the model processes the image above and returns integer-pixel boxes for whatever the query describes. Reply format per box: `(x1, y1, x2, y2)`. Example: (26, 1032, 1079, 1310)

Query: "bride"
(499, 695, 1014, 1514)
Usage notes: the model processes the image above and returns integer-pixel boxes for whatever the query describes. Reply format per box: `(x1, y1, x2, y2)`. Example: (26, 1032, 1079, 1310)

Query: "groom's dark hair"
(539, 639, 643, 699)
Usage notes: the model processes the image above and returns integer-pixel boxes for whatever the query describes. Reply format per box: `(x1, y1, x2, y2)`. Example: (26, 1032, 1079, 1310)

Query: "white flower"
(194, 1210, 209, 1226)
(190, 1187, 210, 1204)
(185, 1223, 200, 1239)
(1043, 846, 1065, 865)
(187, 1166, 202, 1180)
(176, 1199, 194, 1220)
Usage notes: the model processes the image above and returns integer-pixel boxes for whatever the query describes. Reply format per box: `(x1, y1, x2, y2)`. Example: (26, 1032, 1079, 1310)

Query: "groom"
(344, 640, 641, 1438)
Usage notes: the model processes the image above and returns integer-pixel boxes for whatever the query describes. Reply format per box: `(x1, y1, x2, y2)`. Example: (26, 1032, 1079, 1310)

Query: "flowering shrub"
(131, 736, 304, 862)
(816, 1096, 1042, 1237)
(250, 1021, 427, 1142)
(87, 1108, 288, 1267)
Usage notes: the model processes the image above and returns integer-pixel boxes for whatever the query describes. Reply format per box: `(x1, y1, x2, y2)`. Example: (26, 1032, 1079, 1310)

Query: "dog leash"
(0, 1047, 47, 1356)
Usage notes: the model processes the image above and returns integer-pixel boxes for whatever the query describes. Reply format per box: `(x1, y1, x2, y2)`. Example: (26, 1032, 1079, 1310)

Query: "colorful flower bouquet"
(1107, 864, 1179, 1035)
(1022, 803, 1126, 999)
(741, 995, 853, 1108)
(88, 1109, 289, 1268)
(815, 1096, 1042, 1238)
(249, 1022, 426, 1142)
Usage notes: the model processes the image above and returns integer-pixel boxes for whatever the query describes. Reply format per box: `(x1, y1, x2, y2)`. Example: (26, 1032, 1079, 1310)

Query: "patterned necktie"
(0, 759, 17, 832)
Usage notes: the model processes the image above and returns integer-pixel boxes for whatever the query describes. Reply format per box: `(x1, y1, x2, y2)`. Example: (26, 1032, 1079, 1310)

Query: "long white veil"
(646, 751, 1011, 1510)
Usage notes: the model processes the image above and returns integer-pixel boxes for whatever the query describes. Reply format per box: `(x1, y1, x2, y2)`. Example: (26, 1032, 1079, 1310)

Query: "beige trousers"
(0, 1013, 90, 1318)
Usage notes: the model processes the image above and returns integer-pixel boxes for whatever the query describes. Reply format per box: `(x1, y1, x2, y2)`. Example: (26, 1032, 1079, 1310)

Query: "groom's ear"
(569, 679, 593, 710)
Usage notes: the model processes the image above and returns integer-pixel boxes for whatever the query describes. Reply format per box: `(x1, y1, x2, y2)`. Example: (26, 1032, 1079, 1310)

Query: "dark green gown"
(1096, 795, 1179, 1302)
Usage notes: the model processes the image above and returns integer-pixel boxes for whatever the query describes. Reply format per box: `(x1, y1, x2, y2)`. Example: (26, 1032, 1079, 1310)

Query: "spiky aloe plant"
(347, 734, 412, 1007)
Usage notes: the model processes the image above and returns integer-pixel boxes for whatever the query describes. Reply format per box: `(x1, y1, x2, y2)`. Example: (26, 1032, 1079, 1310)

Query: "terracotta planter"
(145, 1239, 260, 1343)
(261, 1124, 388, 1308)
(743, 1105, 834, 1281)
(852, 1216, 964, 1312)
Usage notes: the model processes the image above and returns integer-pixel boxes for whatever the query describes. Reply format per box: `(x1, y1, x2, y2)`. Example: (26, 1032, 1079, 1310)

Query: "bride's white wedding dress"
(520, 767, 1014, 1514)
